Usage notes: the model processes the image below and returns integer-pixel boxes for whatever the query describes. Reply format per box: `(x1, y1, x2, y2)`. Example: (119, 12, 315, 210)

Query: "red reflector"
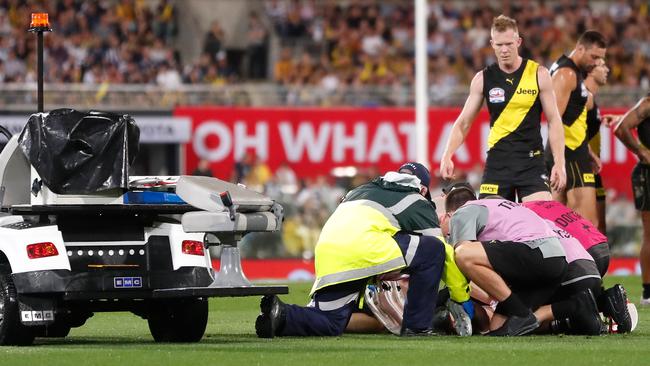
(182, 240, 204, 256)
(27, 242, 58, 259)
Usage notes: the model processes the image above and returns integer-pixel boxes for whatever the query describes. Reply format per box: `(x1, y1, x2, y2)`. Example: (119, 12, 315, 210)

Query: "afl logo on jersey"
(489, 87, 505, 103)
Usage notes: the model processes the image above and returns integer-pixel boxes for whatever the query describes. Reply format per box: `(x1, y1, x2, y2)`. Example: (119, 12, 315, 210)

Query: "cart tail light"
(27, 242, 58, 259)
(182, 240, 204, 256)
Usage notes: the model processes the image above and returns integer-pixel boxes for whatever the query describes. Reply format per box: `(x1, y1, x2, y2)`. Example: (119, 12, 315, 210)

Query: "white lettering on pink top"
(464, 199, 557, 242)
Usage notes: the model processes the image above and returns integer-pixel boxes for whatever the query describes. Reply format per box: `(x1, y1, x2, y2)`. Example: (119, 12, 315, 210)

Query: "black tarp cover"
(18, 108, 140, 194)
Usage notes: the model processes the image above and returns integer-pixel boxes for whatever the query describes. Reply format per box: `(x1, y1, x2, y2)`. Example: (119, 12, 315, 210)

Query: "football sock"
(551, 299, 576, 320)
(642, 284, 650, 299)
(495, 294, 529, 317)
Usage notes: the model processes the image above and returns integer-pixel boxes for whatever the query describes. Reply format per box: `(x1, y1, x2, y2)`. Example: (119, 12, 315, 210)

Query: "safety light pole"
(27, 13, 52, 113)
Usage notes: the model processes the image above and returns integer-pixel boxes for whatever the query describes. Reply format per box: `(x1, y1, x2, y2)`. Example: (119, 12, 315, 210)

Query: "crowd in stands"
(268, 0, 650, 105)
(1, 1, 648, 101)
(0, 0, 182, 85)
(0, 0, 250, 88)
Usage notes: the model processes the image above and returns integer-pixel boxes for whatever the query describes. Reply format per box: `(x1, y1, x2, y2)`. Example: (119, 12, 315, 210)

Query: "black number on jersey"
(497, 201, 517, 210)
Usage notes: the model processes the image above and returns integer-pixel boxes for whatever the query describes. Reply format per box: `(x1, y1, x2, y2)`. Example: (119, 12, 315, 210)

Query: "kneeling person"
(256, 163, 446, 337)
(523, 200, 632, 333)
(523, 200, 609, 276)
(441, 186, 568, 336)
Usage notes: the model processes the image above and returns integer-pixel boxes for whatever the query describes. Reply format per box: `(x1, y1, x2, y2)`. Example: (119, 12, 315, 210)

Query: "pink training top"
(464, 199, 557, 242)
(523, 200, 607, 250)
(541, 218, 593, 263)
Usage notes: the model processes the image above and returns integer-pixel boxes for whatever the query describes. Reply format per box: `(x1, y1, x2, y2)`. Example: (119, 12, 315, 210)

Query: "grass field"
(2, 276, 649, 366)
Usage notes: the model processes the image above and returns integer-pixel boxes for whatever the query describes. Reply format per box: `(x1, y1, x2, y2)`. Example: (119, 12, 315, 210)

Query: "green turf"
(1, 276, 649, 366)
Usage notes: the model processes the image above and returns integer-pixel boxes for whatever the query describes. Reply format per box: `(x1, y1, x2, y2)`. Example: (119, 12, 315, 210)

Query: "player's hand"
(440, 157, 455, 180)
(591, 155, 602, 174)
(638, 148, 650, 165)
(550, 163, 566, 192)
(602, 114, 620, 128)
(589, 150, 602, 174)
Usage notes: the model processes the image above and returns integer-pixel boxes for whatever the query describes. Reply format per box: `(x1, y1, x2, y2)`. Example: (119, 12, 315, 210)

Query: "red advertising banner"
(211, 257, 637, 281)
(174, 107, 634, 197)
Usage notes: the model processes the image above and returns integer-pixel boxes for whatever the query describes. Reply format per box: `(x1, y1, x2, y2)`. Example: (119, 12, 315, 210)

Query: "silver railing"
(0, 82, 647, 111)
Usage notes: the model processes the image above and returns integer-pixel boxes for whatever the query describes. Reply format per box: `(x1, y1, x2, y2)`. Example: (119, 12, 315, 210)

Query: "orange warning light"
(29, 13, 51, 30)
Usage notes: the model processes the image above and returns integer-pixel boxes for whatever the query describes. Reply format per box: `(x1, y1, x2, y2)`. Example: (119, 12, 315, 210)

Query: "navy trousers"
(280, 233, 446, 336)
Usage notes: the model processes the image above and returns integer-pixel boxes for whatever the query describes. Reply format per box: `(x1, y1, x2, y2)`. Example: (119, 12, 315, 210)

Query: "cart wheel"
(0, 265, 35, 346)
(147, 298, 208, 342)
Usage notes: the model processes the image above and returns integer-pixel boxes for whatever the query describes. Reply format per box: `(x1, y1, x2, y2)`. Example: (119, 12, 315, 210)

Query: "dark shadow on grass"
(29, 330, 645, 348)
(31, 334, 262, 347)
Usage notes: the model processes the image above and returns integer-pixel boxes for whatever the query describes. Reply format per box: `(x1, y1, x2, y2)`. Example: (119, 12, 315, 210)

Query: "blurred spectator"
(284, 4, 308, 40)
(245, 156, 273, 192)
(273, 47, 294, 83)
(203, 20, 225, 63)
(281, 213, 306, 257)
(155, 61, 182, 89)
(265, 0, 289, 34)
(191, 159, 213, 177)
(232, 152, 254, 184)
(246, 12, 269, 79)
(215, 51, 237, 83)
(4, 50, 25, 82)
(275, 161, 298, 194)
(153, 0, 178, 42)
(115, 0, 136, 22)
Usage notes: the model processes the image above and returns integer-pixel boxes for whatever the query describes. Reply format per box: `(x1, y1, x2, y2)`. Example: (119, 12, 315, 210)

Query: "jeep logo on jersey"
(516, 88, 537, 95)
(488, 87, 505, 103)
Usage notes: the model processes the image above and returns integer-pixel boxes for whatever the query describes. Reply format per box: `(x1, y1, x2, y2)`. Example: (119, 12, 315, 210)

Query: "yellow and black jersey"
(549, 55, 589, 157)
(482, 58, 543, 154)
(587, 101, 601, 157)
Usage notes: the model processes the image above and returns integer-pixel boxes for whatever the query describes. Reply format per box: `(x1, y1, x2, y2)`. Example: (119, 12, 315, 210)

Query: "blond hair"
(492, 15, 518, 34)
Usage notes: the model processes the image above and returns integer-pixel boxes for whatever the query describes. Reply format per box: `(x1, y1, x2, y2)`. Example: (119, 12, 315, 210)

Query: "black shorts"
(549, 259, 602, 312)
(552, 276, 602, 303)
(587, 242, 610, 277)
(632, 163, 650, 211)
(480, 151, 549, 202)
(562, 158, 596, 191)
(482, 240, 567, 290)
(559, 258, 601, 289)
(595, 174, 606, 202)
(483, 240, 568, 310)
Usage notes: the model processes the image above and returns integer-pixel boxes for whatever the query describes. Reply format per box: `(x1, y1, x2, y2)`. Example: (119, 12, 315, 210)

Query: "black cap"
(398, 162, 431, 200)
(398, 162, 430, 188)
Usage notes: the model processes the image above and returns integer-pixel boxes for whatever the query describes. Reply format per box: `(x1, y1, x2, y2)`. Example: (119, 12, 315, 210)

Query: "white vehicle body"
(0, 131, 286, 345)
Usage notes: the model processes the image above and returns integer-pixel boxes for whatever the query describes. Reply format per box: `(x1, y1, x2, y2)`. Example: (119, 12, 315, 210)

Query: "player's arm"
(602, 114, 620, 127)
(538, 66, 567, 191)
(551, 67, 577, 118)
(588, 144, 602, 173)
(585, 91, 601, 172)
(614, 96, 650, 163)
(440, 71, 485, 179)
